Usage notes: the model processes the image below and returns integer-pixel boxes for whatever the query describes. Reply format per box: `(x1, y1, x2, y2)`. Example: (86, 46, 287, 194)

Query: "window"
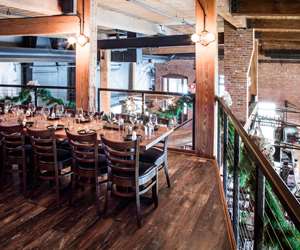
(162, 75, 188, 94)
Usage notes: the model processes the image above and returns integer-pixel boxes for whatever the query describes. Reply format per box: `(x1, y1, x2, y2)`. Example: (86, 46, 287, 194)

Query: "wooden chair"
(0, 124, 27, 193)
(65, 129, 107, 215)
(27, 128, 72, 205)
(140, 136, 171, 187)
(101, 135, 158, 227)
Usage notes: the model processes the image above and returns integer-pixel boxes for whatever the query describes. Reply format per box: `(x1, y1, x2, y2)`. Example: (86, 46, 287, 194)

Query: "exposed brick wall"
(258, 61, 300, 124)
(155, 60, 195, 90)
(155, 59, 224, 91)
(224, 21, 254, 122)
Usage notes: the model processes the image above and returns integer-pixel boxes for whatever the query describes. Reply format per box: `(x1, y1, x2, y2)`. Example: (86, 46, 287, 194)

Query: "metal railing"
(217, 96, 300, 250)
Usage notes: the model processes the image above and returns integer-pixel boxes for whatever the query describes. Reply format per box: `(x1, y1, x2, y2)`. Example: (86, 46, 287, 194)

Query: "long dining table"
(0, 116, 174, 151)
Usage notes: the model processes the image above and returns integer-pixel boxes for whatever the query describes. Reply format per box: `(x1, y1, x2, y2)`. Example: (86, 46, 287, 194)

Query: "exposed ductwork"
(0, 47, 75, 62)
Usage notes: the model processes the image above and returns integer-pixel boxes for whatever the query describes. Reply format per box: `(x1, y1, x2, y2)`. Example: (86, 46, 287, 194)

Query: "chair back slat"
(27, 128, 57, 170)
(101, 135, 140, 190)
(0, 124, 24, 156)
(65, 129, 98, 166)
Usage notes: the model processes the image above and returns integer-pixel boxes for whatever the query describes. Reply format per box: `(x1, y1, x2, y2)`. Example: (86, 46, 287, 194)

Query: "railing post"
(217, 106, 222, 167)
(232, 129, 240, 247)
(192, 97, 195, 150)
(254, 165, 265, 250)
(97, 88, 100, 112)
(34, 87, 38, 107)
(142, 93, 145, 115)
(223, 112, 228, 199)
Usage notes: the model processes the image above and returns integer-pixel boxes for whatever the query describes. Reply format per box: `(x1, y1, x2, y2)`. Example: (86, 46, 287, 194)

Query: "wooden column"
(76, 0, 97, 111)
(100, 49, 111, 112)
(195, 0, 217, 158)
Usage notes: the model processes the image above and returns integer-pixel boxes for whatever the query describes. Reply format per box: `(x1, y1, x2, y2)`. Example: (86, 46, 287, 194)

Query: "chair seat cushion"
(139, 162, 156, 176)
(140, 147, 164, 165)
(57, 149, 72, 168)
(57, 148, 72, 162)
(111, 162, 156, 178)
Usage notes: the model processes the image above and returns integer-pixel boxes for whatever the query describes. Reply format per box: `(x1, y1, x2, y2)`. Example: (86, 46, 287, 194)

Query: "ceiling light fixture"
(191, 0, 215, 46)
(67, 1, 90, 47)
(77, 34, 89, 47)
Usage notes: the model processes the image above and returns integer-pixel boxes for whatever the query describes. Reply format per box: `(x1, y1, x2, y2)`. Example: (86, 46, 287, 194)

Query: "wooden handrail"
(216, 96, 300, 231)
(174, 118, 193, 131)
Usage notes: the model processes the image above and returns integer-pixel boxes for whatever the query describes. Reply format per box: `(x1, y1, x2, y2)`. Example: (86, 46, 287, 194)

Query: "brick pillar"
(224, 21, 254, 122)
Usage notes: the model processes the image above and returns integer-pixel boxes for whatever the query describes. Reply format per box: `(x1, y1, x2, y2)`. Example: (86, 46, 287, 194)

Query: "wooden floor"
(0, 152, 233, 250)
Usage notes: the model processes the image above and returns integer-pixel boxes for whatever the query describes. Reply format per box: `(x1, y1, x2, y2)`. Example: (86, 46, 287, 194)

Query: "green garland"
(154, 94, 194, 119)
(0, 88, 74, 108)
(226, 122, 300, 248)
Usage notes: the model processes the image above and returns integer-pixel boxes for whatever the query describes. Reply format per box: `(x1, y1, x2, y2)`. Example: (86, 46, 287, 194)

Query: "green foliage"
(0, 87, 66, 107)
(37, 89, 64, 106)
(265, 183, 300, 249)
(65, 101, 76, 109)
(155, 94, 194, 119)
(225, 122, 300, 248)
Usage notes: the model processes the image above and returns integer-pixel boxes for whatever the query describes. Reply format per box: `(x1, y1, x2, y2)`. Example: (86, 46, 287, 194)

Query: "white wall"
(0, 62, 21, 98)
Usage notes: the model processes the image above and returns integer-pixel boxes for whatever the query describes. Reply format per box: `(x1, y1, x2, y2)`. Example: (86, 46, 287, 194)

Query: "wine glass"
(56, 105, 64, 118)
(150, 114, 158, 126)
(88, 107, 95, 121)
(77, 107, 84, 119)
(129, 114, 137, 125)
(28, 103, 36, 114)
(42, 107, 50, 119)
(4, 100, 11, 114)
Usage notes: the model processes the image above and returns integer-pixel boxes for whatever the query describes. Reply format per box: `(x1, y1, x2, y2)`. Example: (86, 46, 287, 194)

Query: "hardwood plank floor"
(0, 152, 233, 250)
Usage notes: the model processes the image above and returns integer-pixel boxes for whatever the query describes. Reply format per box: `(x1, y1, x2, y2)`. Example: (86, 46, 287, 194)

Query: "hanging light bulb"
(191, 30, 215, 46)
(199, 29, 215, 46)
(191, 33, 200, 43)
(77, 34, 89, 47)
(67, 36, 77, 45)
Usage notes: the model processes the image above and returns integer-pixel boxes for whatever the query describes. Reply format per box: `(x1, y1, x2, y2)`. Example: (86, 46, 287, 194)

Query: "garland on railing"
(226, 123, 300, 249)
(154, 94, 194, 119)
(0, 88, 75, 109)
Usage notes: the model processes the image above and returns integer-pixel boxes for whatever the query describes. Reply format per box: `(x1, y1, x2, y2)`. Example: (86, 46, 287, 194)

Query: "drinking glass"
(56, 105, 64, 117)
(42, 107, 50, 119)
(88, 107, 95, 121)
(77, 107, 84, 119)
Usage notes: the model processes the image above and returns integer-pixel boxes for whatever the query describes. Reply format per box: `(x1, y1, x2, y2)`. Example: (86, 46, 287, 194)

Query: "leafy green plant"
(225, 122, 300, 248)
(0, 87, 67, 107)
(155, 93, 194, 119)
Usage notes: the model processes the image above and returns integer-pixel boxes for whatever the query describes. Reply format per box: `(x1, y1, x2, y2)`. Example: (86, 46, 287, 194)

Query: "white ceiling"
(97, 0, 196, 34)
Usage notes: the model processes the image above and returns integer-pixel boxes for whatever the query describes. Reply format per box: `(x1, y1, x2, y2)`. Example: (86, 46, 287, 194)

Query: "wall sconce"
(191, 0, 215, 46)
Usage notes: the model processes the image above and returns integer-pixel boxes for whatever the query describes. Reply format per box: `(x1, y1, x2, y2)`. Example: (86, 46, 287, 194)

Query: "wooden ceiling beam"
(217, 0, 246, 28)
(0, 15, 80, 36)
(247, 19, 300, 31)
(0, 0, 62, 15)
(98, 34, 193, 49)
(231, 0, 300, 16)
(260, 41, 300, 51)
(143, 46, 195, 55)
(256, 31, 300, 42)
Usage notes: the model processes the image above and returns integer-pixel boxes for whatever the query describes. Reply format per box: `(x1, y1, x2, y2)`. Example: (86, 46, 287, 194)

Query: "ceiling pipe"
(0, 47, 75, 62)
